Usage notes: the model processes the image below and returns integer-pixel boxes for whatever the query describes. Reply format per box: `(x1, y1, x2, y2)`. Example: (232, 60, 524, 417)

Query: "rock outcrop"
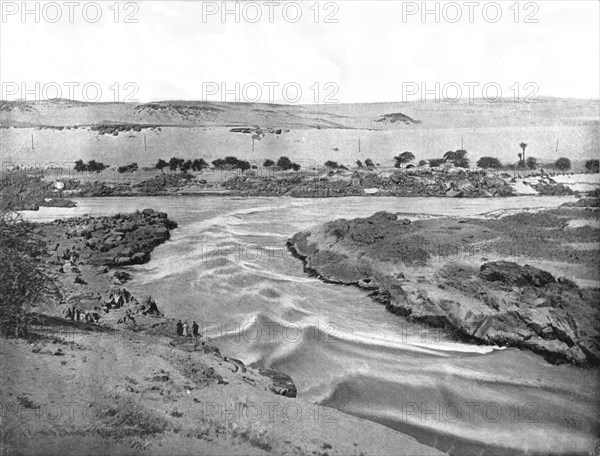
(288, 209, 600, 366)
(49, 208, 177, 267)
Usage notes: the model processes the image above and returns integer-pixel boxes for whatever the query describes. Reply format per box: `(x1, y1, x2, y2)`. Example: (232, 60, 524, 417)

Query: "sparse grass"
(17, 394, 41, 409)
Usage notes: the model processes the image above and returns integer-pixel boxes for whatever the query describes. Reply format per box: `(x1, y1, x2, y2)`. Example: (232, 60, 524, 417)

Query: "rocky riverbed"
(225, 170, 576, 198)
(2, 169, 580, 211)
(288, 196, 600, 366)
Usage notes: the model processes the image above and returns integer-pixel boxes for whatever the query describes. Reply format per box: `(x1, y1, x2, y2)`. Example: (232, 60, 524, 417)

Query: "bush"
(191, 159, 208, 171)
(555, 157, 571, 171)
(454, 157, 470, 168)
(212, 156, 251, 172)
(118, 163, 139, 174)
(585, 159, 599, 173)
(477, 157, 502, 169)
(263, 159, 275, 167)
(74, 159, 107, 173)
(276, 156, 300, 171)
(155, 159, 168, 172)
(428, 158, 445, 168)
(526, 157, 538, 169)
(393, 152, 415, 168)
(1, 178, 58, 336)
(169, 157, 185, 171)
(325, 161, 340, 169)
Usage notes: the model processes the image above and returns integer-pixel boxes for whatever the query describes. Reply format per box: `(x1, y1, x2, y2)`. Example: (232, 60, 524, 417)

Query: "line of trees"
(263, 157, 301, 171)
(74, 159, 107, 173)
(155, 158, 209, 173)
(355, 159, 375, 168)
(211, 156, 251, 172)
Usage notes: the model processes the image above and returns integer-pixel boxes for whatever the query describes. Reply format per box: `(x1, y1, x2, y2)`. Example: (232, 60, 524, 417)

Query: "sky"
(0, 0, 599, 103)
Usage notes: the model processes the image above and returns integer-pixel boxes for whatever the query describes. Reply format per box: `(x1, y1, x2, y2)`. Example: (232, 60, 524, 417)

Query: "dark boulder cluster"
(225, 175, 363, 197)
(75, 181, 133, 197)
(132, 173, 194, 195)
(0, 175, 77, 210)
(525, 178, 574, 196)
(48, 208, 177, 268)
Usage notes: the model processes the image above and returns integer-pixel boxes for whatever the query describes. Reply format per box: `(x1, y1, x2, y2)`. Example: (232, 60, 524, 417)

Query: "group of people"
(176, 320, 200, 340)
(64, 305, 100, 324)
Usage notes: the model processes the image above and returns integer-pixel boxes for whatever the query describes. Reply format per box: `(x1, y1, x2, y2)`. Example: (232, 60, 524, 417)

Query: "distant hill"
(0, 98, 598, 167)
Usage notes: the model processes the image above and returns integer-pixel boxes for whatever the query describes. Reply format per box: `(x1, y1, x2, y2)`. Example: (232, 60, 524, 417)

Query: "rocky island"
(288, 195, 600, 366)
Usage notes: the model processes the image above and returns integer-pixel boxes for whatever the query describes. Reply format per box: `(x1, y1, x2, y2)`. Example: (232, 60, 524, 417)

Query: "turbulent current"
(28, 196, 599, 456)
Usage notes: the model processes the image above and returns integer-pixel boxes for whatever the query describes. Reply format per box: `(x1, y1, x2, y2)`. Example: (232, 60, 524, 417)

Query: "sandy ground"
(0, 317, 444, 456)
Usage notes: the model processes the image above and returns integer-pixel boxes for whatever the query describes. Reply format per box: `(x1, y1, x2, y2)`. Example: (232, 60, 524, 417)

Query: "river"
(24, 195, 600, 456)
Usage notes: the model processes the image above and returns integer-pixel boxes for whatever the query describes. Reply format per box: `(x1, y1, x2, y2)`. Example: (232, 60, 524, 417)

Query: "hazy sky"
(1, 1, 598, 103)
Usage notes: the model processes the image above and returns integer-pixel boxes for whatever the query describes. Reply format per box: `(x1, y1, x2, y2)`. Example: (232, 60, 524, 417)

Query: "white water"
(24, 195, 600, 456)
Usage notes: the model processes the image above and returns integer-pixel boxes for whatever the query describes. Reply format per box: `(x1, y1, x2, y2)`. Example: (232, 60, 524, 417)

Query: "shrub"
(393, 152, 415, 168)
(0, 178, 58, 336)
(526, 157, 538, 169)
(454, 157, 470, 168)
(555, 157, 571, 171)
(277, 156, 301, 171)
(191, 159, 208, 171)
(74, 159, 107, 173)
(428, 158, 445, 168)
(118, 163, 138, 174)
(155, 159, 168, 172)
(585, 159, 599, 173)
(477, 157, 502, 169)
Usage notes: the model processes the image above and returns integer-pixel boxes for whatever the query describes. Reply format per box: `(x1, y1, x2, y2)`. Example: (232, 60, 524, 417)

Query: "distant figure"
(176, 320, 183, 337)
(182, 321, 189, 337)
(192, 321, 199, 339)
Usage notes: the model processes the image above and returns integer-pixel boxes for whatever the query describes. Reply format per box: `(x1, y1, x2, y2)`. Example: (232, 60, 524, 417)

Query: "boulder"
(480, 261, 556, 287)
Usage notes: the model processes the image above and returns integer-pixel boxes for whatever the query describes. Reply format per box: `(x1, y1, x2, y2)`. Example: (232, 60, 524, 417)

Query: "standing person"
(192, 321, 199, 341)
(182, 321, 189, 337)
(176, 320, 183, 337)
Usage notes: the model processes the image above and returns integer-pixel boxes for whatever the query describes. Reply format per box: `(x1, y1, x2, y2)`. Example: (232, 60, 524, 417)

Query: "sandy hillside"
(1, 98, 598, 168)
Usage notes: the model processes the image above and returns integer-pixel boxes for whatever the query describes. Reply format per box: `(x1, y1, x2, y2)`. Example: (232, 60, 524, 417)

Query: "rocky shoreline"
(2, 169, 581, 212)
(287, 197, 600, 366)
(34, 209, 298, 397)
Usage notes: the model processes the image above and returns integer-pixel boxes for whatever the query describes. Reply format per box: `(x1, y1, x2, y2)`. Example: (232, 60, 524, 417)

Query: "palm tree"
(519, 142, 527, 164)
